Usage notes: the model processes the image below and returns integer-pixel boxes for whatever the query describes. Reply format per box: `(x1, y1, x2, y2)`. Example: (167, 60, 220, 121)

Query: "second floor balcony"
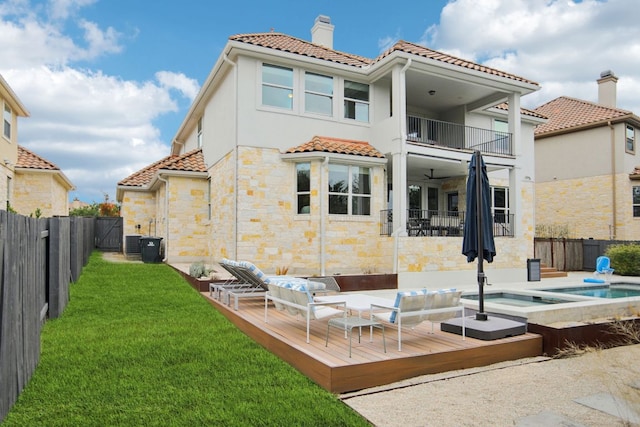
(407, 117, 513, 157)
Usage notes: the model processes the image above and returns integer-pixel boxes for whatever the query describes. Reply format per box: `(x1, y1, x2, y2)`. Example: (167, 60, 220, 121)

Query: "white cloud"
(0, 1, 195, 203)
(424, 0, 640, 113)
(155, 71, 200, 101)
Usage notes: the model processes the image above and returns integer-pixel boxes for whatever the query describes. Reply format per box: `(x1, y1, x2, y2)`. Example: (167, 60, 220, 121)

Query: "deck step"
(540, 265, 568, 279)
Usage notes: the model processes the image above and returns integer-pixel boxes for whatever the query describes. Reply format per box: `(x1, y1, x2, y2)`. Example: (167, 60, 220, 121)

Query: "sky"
(1, 0, 639, 204)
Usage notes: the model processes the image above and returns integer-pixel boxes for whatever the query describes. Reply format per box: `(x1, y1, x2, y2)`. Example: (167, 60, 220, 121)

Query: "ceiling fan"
(424, 169, 451, 180)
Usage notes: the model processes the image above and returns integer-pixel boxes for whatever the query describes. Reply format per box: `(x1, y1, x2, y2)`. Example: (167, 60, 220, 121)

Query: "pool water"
(540, 283, 640, 299)
(463, 292, 574, 307)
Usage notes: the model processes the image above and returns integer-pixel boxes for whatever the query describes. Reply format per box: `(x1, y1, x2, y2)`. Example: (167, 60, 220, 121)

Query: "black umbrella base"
(441, 315, 527, 341)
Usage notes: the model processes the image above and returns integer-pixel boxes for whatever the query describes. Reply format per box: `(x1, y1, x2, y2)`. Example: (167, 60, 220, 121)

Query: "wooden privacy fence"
(534, 238, 640, 271)
(0, 212, 95, 422)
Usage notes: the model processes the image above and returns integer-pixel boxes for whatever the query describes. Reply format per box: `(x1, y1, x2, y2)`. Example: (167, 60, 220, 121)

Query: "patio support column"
(507, 92, 528, 239)
(391, 61, 410, 237)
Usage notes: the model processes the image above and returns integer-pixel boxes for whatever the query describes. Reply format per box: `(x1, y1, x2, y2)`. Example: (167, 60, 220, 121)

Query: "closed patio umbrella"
(462, 150, 495, 321)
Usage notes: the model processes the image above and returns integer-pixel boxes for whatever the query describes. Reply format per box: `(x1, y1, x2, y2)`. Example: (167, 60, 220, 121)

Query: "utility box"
(140, 237, 163, 263)
(527, 258, 541, 281)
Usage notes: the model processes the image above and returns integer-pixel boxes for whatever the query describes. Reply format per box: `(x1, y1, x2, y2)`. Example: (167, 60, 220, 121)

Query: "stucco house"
(1, 74, 74, 217)
(117, 16, 545, 286)
(1, 74, 29, 211)
(534, 71, 640, 241)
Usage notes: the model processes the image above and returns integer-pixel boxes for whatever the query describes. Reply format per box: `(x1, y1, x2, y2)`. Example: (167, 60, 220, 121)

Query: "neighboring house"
(117, 16, 545, 286)
(534, 71, 640, 241)
(0, 74, 29, 211)
(13, 145, 75, 217)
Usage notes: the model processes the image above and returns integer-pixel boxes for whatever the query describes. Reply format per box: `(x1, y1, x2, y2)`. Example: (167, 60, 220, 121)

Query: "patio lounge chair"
(213, 259, 329, 310)
(265, 281, 346, 343)
(370, 289, 465, 351)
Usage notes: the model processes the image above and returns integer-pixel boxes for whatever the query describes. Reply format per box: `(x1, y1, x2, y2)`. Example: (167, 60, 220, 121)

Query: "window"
(296, 163, 310, 214)
(328, 164, 371, 215)
(197, 117, 203, 148)
(305, 72, 333, 116)
(344, 80, 369, 122)
(3, 102, 11, 140)
(633, 186, 640, 217)
(262, 64, 293, 109)
(491, 187, 510, 223)
(627, 125, 635, 153)
(493, 119, 510, 154)
(447, 192, 458, 214)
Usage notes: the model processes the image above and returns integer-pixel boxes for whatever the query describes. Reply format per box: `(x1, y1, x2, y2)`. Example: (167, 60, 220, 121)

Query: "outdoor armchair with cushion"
(370, 289, 465, 351)
(265, 281, 346, 343)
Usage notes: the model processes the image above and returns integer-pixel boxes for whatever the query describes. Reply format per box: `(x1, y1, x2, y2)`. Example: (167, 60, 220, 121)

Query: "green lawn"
(2, 253, 370, 426)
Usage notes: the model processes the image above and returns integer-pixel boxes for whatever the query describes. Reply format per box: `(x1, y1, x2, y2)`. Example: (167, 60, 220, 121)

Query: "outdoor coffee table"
(325, 316, 386, 358)
(315, 294, 394, 318)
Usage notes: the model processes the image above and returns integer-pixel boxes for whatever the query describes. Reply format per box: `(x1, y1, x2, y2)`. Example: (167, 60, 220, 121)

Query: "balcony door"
(408, 184, 439, 218)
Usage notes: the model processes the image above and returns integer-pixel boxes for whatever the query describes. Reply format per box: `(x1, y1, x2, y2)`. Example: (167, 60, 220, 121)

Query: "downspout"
(157, 174, 170, 262)
(223, 53, 239, 259)
(608, 121, 616, 239)
(320, 156, 329, 275)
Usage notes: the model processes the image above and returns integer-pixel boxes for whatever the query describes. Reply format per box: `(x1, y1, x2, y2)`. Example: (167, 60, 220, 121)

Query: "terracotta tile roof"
(630, 166, 640, 180)
(16, 145, 60, 170)
(377, 41, 538, 86)
(229, 33, 538, 87)
(534, 96, 634, 136)
(285, 136, 385, 158)
(229, 33, 372, 67)
(118, 148, 206, 187)
(494, 103, 547, 120)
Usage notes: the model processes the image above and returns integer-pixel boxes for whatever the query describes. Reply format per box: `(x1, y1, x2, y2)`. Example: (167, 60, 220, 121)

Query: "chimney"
(311, 15, 334, 49)
(597, 70, 618, 108)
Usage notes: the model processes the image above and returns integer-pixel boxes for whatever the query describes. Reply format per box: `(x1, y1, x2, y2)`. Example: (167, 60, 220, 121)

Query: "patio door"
(408, 184, 422, 218)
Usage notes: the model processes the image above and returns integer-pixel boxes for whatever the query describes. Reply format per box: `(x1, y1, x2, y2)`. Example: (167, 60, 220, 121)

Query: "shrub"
(189, 262, 208, 278)
(606, 244, 640, 276)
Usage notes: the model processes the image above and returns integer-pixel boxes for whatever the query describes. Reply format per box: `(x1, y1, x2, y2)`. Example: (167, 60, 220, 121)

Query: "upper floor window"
(633, 186, 640, 218)
(197, 117, 203, 148)
(262, 64, 293, 110)
(304, 72, 333, 116)
(3, 102, 11, 140)
(344, 80, 369, 122)
(296, 163, 310, 214)
(627, 125, 635, 153)
(328, 164, 371, 215)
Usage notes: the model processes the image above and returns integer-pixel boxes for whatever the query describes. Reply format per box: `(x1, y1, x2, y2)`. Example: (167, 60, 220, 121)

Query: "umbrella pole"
(475, 150, 488, 321)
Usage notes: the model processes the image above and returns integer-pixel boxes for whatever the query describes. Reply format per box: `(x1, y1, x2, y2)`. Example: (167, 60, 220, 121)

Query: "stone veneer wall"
(162, 175, 210, 262)
(209, 151, 236, 263)
(535, 174, 640, 240)
(13, 172, 68, 217)
(206, 146, 534, 279)
(120, 190, 156, 252)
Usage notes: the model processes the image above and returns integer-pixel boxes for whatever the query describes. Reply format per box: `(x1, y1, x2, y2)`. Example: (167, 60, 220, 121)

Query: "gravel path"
(342, 344, 640, 427)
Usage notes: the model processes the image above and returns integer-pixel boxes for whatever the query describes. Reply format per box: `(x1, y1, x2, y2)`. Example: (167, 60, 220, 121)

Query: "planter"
(332, 274, 397, 292)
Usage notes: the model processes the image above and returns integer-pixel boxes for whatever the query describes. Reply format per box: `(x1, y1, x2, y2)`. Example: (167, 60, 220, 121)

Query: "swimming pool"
(461, 286, 640, 325)
(463, 292, 575, 307)
(539, 283, 640, 299)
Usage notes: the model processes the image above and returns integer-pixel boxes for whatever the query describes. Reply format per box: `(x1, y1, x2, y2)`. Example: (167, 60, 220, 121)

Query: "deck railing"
(380, 209, 514, 237)
(406, 117, 513, 156)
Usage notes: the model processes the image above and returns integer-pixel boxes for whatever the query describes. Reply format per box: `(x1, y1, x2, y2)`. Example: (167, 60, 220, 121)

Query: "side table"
(326, 316, 386, 358)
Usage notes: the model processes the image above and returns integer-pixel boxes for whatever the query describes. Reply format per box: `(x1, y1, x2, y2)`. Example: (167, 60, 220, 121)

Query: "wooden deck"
(201, 292, 543, 393)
